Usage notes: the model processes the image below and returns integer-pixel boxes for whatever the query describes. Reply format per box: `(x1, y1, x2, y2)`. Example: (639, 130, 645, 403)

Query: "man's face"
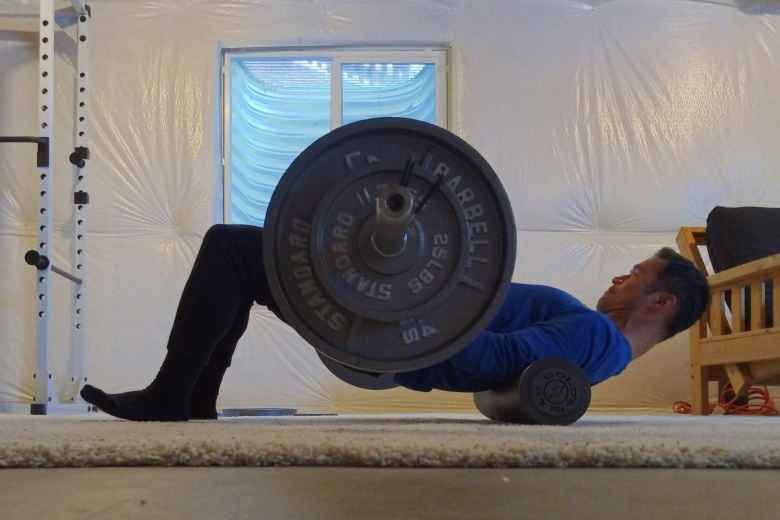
(596, 256, 667, 314)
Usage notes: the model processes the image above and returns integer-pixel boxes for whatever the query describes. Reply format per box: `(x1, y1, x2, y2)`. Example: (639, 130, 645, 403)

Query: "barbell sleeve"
(371, 184, 415, 257)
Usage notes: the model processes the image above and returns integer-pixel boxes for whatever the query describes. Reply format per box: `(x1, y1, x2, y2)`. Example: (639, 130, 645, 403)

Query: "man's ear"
(654, 291, 677, 311)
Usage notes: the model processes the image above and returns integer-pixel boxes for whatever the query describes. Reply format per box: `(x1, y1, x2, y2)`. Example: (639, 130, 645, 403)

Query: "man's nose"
(613, 275, 627, 285)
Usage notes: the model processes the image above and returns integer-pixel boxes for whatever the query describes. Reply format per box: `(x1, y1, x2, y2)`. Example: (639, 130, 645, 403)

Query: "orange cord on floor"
(673, 382, 779, 416)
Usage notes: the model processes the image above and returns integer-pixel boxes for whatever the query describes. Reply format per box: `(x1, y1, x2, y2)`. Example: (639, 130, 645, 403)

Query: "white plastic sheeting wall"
(1, 0, 779, 413)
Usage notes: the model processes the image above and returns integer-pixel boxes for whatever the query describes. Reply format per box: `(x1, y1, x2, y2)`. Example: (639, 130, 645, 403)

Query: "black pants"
(167, 224, 281, 381)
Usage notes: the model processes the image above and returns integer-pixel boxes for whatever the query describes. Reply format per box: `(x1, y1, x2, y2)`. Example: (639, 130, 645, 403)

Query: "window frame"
(220, 46, 448, 224)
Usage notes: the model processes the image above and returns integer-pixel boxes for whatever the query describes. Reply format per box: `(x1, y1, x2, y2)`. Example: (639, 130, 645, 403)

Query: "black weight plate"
(264, 117, 516, 373)
(318, 351, 399, 390)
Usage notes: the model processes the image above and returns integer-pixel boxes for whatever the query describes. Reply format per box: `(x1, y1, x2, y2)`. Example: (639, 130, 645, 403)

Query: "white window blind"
(223, 48, 447, 226)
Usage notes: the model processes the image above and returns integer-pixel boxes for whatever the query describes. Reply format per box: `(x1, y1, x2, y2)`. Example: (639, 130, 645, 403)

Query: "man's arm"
(453, 312, 632, 387)
(448, 325, 574, 384)
(395, 312, 630, 392)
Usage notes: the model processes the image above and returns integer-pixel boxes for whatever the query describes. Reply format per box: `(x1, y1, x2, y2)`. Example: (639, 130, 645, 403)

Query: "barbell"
(263, 117, 590, 424)
(263, 117, 516, 373)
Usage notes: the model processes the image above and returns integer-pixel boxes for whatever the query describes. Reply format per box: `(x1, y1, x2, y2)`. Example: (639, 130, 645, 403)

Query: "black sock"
(80, 385, 192, 422)
(80, 351, 205, 422)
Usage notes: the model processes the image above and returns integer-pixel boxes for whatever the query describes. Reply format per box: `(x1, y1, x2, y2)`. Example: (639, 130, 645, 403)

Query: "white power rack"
(0, 0, 93, 415)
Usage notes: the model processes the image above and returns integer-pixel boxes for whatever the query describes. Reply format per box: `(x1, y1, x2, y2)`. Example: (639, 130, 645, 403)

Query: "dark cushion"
(706, 206, 780, 328)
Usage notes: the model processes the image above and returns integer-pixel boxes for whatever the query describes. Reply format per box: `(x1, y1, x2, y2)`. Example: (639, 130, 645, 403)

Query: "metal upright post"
(67, 4, 91, 404)
(31, 0, 57, 415)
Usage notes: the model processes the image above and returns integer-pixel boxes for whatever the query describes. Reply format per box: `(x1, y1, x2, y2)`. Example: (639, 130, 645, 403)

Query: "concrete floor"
(1, 467, 774, 520)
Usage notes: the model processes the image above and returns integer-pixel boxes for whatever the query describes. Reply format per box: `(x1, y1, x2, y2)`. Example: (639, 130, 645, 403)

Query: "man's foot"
(81, 384, 189, 422)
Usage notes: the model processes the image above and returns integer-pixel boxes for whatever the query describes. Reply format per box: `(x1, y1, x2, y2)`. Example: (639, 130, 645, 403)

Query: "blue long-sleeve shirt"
(394, 283, 633, 392)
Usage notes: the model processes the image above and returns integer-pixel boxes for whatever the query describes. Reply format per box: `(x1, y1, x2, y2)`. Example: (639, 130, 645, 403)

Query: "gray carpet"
(1, 412, 779, 469)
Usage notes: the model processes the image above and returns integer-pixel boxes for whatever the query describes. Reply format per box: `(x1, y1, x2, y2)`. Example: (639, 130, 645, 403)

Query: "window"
(221, 47, 447, 226)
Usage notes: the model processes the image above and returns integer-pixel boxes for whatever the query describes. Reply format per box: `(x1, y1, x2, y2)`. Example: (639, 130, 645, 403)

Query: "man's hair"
(648, 247, 711, 340)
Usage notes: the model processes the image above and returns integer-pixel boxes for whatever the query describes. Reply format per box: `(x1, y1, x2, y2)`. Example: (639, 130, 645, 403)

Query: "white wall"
(1, 0, 779, 413)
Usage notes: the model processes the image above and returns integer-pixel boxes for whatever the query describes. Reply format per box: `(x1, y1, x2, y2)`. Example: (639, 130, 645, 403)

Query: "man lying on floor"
(81, 225, 710, 421)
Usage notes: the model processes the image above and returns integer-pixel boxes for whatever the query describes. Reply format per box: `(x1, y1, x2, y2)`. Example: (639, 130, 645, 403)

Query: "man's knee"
(202, 224, 235, 248)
